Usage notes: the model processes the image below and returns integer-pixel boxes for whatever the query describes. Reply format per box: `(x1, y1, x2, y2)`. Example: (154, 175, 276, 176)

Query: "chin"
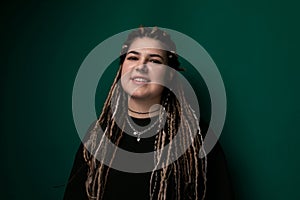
(130, 92, 149, 99)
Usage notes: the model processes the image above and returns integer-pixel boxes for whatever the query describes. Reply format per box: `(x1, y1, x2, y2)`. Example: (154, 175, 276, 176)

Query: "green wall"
(2, 0, 299, 199)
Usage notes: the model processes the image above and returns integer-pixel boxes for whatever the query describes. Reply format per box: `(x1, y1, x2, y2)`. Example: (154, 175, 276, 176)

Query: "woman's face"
(121, 37, 169, 102)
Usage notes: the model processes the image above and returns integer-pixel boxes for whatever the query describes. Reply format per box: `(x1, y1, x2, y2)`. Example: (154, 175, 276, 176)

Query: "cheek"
(121, 60, 135, 75)
(120, 64, 128, 76)
(152, 68, 167, 83)
(121, 68, 128, 86)
(120, 63, 134, 83)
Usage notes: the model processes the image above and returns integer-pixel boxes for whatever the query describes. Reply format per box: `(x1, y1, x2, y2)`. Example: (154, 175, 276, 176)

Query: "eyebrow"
(127, 50, 165, 61)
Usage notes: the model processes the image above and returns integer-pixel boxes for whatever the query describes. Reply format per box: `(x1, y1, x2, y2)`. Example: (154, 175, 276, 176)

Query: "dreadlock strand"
(101, 101, 127, 198)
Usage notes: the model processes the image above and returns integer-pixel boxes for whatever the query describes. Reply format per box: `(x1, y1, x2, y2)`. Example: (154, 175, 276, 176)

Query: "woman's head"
(119, 27, 181, 103)
(121, 36, 170, 102)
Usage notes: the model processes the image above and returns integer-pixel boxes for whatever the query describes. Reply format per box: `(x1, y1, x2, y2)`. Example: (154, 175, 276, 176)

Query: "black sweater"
(63, 117, 234, 200)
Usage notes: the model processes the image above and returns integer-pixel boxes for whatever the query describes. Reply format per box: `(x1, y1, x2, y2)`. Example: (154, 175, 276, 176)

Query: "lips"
(130, 76, 150, 83)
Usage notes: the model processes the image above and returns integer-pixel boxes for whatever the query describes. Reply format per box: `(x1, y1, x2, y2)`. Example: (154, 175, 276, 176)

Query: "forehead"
(128, 37, 166, 52)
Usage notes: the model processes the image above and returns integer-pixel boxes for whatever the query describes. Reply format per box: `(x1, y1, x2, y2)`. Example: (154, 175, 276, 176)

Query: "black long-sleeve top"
(63, 117, 234, 200)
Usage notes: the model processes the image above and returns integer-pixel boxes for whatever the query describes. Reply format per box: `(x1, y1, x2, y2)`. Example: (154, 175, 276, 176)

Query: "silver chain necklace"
(126, 115, 160, 142)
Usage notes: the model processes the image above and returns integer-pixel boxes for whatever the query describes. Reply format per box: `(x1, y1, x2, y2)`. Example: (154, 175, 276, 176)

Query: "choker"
(128, 107, 160, 114)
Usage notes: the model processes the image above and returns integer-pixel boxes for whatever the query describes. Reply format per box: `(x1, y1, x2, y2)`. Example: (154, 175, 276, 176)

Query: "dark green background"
(2, 0, 299, 199)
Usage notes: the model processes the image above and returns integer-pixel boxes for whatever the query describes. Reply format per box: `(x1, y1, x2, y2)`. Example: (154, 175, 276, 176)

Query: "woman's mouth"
(131, 77, 150, 84)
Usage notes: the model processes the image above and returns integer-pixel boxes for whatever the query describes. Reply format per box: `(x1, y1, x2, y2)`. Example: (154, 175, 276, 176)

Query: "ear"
(169, 70, 174, 81)
(166, 67, 176, 82)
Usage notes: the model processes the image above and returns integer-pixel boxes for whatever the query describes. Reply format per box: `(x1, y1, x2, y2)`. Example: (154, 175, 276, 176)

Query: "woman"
(64, 27, 234, 200)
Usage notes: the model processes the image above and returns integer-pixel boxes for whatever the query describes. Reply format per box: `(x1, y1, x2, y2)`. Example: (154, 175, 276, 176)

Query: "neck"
(128, 97, 161, 118)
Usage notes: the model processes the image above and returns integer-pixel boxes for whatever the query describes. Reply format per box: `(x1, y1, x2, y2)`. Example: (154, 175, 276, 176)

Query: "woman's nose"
(135, 57, 148, 73)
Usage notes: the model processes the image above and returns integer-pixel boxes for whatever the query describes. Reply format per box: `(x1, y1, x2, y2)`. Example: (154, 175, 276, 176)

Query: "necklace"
(128, 107, 160, 114)
(126, 116, 160, 142)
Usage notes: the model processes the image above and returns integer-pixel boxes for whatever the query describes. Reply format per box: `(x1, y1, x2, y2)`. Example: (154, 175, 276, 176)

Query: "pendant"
(133, 131, 141, 142)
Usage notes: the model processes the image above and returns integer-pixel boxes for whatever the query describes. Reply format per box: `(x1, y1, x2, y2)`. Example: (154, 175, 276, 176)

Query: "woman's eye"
(127, 56, 138, 61)
(150, 59, 163, 64)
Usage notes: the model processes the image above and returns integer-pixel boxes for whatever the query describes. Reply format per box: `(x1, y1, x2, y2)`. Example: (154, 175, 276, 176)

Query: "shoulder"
(199, 121, 235, 199)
